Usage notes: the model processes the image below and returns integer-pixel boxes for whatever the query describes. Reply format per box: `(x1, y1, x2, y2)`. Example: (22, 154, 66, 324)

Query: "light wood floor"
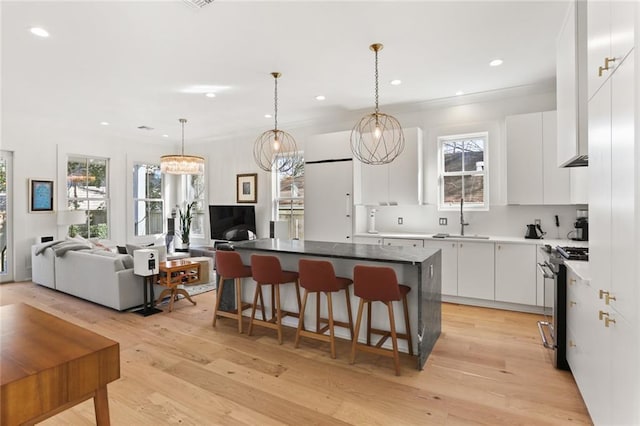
(0, 282, 591, 425)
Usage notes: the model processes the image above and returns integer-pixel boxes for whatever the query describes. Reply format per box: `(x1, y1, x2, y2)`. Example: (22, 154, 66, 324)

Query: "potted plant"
(177, 201, 196, 251)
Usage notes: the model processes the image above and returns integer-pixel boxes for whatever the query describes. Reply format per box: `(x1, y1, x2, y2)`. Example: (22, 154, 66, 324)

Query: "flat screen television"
(209, 205, 257, 241)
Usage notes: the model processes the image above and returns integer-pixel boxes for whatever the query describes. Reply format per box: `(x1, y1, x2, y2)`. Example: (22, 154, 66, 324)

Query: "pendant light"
(160, 118, 204, 175)
(253, 72, 299, 173)
(350, 43, 405, 165)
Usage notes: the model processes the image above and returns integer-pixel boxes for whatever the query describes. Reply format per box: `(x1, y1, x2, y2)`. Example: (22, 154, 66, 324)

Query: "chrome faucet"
(460, 198, 469, 236)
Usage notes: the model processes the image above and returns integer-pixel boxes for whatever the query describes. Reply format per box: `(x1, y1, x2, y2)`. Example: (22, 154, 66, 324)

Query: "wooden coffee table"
(0, 303, 120, 425)
(155, 259, 201, 312)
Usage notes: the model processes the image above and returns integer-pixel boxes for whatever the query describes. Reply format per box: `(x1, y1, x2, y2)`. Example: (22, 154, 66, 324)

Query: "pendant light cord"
(274, 76, 279, 131)
(374, 48, 379, 115)
(181, 119, 185, 156)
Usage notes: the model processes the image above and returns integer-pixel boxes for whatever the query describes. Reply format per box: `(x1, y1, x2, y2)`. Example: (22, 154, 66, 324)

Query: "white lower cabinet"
(382, 238, 424, 248)
(495, 243, 537, 305)
(352, 236, 383, 245)
(423, 240, 458, 296)
(457, 242, 494, 300)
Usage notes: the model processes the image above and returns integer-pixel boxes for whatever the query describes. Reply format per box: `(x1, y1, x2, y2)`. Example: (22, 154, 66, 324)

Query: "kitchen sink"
(432, 234, 490, 240)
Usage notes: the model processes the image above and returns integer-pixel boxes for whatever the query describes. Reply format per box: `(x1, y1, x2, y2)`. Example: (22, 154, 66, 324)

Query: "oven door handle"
(537, 321, 555, 349)
(537, 262, 555, 279)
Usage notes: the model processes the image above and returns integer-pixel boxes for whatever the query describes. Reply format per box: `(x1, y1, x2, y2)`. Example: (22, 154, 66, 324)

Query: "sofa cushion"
(121, 254, 134, 269)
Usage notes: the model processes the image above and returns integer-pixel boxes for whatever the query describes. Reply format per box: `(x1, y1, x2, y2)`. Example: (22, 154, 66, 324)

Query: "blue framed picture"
(29, 179, 54, 212)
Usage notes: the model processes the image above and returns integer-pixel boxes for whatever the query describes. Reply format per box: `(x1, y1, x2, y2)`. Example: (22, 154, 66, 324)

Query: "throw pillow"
(117, 245, 127, 255)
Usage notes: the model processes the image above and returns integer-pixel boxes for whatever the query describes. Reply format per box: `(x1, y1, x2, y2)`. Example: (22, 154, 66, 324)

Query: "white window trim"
(66, 155, 110, 238)
(272, 153, 304, 238)
(437, 131, 489, 211)
(133, 162, 164, 238)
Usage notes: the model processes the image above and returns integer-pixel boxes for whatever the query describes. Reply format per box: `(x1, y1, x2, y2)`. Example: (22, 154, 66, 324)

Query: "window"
(273, 155, 304, 239)
(67, 156, 109, 238)
(133, 163, 163, 236)
(438, 132, 488, 210)
(180, 174, 206, 238)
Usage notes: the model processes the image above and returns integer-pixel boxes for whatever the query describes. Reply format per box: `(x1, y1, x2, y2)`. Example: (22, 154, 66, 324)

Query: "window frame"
(66, 155, 110, 238)
(132, 162, 164, 237)
(437, 131, 489, 211)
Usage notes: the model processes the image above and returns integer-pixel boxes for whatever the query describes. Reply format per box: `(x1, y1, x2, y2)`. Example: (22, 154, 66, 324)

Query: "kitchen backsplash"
(354, 204, 587, 240)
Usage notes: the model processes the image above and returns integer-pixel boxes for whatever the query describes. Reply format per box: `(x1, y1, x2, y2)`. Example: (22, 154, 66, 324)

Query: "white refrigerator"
(303, 131, 353, 243)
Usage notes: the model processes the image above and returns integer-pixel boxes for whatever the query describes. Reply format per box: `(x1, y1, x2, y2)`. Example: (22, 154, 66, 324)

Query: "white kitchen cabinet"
(383, 238, 423, 248)
(352, 236, 383, 245)
(587, 0, 635, 100)
(457, 241, 494, 300)
(355, 127, 423, 206)
(506, 111, 570, 204)
(305, 130, 352, 162)
(556, 0, 588, 167)
(570, 167, 588, 205)
(495, 243, 536, 305)
(423, 239, 458, 296)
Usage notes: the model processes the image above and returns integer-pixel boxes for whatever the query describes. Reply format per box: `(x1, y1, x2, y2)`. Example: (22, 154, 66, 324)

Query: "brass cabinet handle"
(569, 340, 576, 348)
(605, 317, 617, 327)
(569, 301, 577, 307)
(598, 57, 617, 76)
(599, 289, 609, 299)
(606, 294, 616, 305)
(599, 310, 609, 321)
(569, 278, 576, 286)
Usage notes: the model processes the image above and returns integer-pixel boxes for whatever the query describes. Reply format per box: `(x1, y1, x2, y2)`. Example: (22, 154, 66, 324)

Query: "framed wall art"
(236, 173, 257, 203)
(29, 179, 54, 212)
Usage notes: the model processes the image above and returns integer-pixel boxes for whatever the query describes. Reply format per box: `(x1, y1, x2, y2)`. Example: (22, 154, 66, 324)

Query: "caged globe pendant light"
(253, 72, 299, 173)
(160, 118, 204, 175)
(350, 43, 405, 165)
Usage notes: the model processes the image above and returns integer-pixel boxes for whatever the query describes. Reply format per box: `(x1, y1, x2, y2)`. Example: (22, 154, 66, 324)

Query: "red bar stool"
(350, 265, 413, 376)
(212, 250, 256, 333)
(295, 259, 354, 359)
(248, 254, 302, 344)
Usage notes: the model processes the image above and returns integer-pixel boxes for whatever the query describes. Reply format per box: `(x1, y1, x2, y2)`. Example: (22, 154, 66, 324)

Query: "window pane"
(443, 141, 463, 172)
(134, 200, 164, 236)
(133, 164, 161, 199)
(463, 139, 485, 172)
(443, 176, 462, 203)
(463, 175, 484, 203)
(88, 159, 107, 196)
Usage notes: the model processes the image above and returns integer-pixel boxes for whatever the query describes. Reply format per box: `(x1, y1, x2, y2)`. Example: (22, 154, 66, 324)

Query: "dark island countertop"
(232, 239, 439, 265)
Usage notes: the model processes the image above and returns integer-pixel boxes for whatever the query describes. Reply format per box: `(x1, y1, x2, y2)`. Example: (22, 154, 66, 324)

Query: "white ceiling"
(2, 0, 569, 146)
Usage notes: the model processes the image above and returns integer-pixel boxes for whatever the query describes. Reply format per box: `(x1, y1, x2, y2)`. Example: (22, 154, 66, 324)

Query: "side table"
(155, 259, 201, 312)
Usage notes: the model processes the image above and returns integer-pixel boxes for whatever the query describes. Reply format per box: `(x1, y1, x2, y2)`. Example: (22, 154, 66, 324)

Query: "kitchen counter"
(565, 261, 591, 281)
(233, 238, 441, 370)
(354, 232, 588, 247)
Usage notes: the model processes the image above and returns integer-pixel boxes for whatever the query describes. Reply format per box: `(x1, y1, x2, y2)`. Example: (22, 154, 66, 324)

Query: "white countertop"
(353, 232, 588, 247)
(565, 260, 591, 281)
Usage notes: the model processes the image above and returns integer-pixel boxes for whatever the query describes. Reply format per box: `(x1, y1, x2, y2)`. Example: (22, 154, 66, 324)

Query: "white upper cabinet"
(506, 111, 571, 205)
(556, 0, 588, 167)
(587, 0, 635, 100)
(355, 127, 423, 206)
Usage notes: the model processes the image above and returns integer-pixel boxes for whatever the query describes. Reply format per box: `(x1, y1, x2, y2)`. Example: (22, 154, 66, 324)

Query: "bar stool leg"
(295, 289, 310, 348)
(248, 284, 261, 336)
(366, 302, 372, 346)
(387, 302, 401, 376)
(270, 285, 276, 322)
(235, 278, 243, 334)
(316, 292, 321, 333)
(402, 294, 414, 356)
(295, 279, 302, 313)
(275, 284, 283, 344)
(344, 286, 354, 339)
(350, 299, 366, 365)
(327, 292, 336, 359)
(258, 287, 266, 321)
(212, 275, 225, 327)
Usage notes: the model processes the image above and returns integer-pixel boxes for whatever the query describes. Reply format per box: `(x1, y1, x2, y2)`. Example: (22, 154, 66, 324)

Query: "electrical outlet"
(439, 218, 448, 226)
(534, 219, 541, 226)
(397, 217, 403, 225)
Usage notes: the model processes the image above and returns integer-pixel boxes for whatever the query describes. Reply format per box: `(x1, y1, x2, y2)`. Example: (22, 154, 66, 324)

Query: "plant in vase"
(177, 201, 196, 250)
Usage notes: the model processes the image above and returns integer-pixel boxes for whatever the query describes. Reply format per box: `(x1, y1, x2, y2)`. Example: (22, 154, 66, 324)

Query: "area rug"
(128, 281, 216, 312)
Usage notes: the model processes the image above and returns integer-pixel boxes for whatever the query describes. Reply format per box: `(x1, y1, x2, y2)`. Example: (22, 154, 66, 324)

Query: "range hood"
(556, 0, 588, 168)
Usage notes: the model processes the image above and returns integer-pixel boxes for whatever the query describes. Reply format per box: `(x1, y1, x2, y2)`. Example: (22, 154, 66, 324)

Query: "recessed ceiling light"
(315, 95, 326, 101)
(455, 91, 465, 96)
(100, 121, 109, 126)
(264, 114, 272, 118)
(205, 92, 216, 98)
(162, 134, 169, 138)
(489, 59, 503, 67)
(390, 79, 402, 86)
(30, 27, 49, 38)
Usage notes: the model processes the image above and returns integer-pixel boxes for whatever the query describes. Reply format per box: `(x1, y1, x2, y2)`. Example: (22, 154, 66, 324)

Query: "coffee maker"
(572, 209, 589, 241)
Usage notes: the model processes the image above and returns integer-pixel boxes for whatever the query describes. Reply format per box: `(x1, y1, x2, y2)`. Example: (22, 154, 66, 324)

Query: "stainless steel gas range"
(537, 245, 589, 370)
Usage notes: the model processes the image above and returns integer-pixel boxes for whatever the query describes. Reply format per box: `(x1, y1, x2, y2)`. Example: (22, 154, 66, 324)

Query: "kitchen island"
(233, 238, 441, 370)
